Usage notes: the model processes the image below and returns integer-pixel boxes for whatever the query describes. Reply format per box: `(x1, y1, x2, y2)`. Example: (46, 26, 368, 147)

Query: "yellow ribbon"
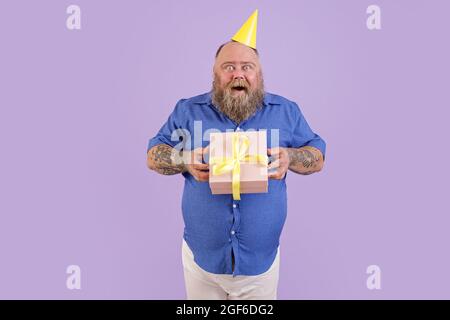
(210, 132, 268, 200)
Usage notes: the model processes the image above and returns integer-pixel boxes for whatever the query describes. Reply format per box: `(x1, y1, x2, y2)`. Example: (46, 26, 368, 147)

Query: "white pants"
(182, 239, 280, 300)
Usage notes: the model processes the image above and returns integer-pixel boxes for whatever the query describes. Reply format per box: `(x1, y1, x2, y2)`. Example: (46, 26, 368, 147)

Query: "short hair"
(215, 40, 259, 58)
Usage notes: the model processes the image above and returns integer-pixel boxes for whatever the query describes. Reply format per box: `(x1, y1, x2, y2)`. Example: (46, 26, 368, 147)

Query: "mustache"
(226, 79, 250, 91)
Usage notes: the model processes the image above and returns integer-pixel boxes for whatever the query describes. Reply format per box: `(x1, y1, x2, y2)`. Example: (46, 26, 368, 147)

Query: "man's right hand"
(182, 146, 210, 182)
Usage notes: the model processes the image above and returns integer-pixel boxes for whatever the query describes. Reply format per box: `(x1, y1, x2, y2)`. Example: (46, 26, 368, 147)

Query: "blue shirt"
(147, 92, 326, 276)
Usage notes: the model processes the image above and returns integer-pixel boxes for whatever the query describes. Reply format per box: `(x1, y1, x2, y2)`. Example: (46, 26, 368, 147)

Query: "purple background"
(1, 0, 449, 299)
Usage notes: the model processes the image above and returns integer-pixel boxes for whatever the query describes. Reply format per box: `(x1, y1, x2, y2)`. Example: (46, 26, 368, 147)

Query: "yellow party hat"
(231, 9, 258, 49)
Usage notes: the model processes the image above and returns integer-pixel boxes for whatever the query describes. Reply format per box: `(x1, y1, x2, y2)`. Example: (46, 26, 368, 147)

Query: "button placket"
(230, 200, 241, 275)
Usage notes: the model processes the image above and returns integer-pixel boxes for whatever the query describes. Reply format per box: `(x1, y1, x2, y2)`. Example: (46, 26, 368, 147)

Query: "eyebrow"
(221, 61, 257, 67)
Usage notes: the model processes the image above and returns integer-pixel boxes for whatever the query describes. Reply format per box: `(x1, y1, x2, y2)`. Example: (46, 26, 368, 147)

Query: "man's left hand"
(267, 147, 290, 180)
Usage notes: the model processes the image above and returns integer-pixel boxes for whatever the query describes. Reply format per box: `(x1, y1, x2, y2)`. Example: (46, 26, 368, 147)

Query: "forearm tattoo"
(149, 144, 186, 175)
(287, 147, 322, 175)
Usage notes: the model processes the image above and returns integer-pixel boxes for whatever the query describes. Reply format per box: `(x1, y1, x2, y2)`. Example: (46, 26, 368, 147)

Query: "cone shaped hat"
(231, 9, 258, 49)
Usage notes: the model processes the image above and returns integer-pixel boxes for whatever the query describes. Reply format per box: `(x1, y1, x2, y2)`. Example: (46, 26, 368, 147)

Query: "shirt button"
(231, 230, 235, 235)
(233, 204, 237, 208)
(236, 127, 240, 131)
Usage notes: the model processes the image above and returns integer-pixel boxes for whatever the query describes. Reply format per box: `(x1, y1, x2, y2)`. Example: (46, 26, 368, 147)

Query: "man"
(146, 11, 326, 299)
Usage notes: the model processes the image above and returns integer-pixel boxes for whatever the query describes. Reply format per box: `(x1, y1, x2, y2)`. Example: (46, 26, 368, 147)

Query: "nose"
(232, 71, 245, 80)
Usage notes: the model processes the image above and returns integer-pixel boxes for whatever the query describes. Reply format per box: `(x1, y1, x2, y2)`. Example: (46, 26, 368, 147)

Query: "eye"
(243, 64, 253, 71)
(224, 65, 235, 72)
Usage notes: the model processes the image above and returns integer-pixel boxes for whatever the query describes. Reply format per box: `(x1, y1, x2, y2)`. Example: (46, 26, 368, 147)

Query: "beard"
(211, 73, 265, 125)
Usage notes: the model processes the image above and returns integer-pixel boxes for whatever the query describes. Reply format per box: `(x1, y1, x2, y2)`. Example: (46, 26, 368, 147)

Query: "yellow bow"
(210, 133, 268, 200)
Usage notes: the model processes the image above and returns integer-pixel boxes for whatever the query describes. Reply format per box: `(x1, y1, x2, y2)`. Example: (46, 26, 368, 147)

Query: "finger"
(268, 159, 280, 170)
(268, 169, 286, 180)
(268, 153, 281, 164)
(191, 166, 209, 175)
(268, 148, 281, 157)
(268, 169, 282, 179)
(191, 163, 209, 171)
(195, 170, 210, 182)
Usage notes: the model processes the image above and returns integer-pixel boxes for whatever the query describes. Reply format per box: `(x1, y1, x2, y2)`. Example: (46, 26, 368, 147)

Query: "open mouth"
(231, 86, 247, 91)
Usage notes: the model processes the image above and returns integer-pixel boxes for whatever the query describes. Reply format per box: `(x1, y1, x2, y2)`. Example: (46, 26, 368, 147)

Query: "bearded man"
(146, 14, 326, 300)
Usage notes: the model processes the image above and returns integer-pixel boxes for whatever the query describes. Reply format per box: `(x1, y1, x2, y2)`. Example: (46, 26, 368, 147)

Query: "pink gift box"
(209, 131, 268, 196)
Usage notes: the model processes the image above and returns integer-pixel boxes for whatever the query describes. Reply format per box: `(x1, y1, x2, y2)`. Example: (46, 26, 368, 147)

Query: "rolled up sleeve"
(290, 103, 326, 160)
(147, 100, 185, 152)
